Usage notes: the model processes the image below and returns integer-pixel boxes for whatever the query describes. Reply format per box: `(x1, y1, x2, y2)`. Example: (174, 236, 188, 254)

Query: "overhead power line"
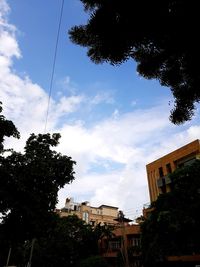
(44, 0, 65, 133)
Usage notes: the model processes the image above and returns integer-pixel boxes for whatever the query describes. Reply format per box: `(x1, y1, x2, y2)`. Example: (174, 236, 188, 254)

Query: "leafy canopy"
(3, 215, 111, 267)
(0, 102, 20, 152)
(30, 215, 96, 267)
(0, 103, 76, 247)
(0, 133, 76, 243)
(141, 160, 200, 266)
(69, 0, 200, 124)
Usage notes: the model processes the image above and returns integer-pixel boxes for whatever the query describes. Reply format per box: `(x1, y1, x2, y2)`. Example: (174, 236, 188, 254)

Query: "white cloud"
(1, 1, 200, 221)
(90, 91, 114, 105)
(0, 31, 20, 58)
(0, 0, 20, 61)
(56, 95, 84, 114)
(57, 105, 200, 218)
(58, 76, 78, 95)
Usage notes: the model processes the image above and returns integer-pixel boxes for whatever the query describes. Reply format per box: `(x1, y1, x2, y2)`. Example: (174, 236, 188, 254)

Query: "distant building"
(57, 197, 119, 226)
(146, 139, 200, 203)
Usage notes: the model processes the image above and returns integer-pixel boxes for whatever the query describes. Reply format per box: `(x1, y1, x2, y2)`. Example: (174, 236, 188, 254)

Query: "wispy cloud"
(58, 76, 78, 95)
(90, 91, 114, 105)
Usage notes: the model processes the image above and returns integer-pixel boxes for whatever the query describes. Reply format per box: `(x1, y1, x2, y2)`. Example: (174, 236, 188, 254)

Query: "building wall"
(146, 139, 200, 203)
(101, 224, 142, 267)
(100, 205, 119, 217)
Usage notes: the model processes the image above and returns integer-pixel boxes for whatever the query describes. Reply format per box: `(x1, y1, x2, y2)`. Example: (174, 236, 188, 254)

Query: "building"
(146, 139, 200, 203)
(57, 197, 119, 226)
(100, 224, 142, 267)
(143, 140, 200, 266)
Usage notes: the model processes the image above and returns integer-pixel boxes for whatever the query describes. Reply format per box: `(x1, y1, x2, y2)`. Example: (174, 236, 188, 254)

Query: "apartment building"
(57, 197, 119, 226)
(146, 139, 200, 203)
(101, 224, 142, 267)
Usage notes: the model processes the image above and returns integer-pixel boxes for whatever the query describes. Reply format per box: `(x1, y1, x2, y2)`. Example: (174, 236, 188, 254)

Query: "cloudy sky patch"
(1, 0, 200, 220)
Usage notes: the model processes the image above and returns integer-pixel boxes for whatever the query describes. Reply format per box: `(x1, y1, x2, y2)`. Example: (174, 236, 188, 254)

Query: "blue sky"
(1, 0, 200, 220)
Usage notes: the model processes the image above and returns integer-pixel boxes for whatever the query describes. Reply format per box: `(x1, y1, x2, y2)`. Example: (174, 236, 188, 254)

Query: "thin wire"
(44, 0, 65, 133)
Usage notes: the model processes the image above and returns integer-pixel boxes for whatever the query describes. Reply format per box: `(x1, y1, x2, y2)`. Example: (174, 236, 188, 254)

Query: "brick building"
(146, 139, 200, 203)
(101, 224, 142, 267)
(144, 140, 200, 266)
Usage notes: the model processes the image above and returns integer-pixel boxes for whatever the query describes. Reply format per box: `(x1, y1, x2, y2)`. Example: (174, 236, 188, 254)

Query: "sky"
(0, 0, 200, 221)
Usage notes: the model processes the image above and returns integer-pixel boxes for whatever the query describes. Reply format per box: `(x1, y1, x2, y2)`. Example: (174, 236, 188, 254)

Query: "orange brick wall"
(146, 140, 200, 202)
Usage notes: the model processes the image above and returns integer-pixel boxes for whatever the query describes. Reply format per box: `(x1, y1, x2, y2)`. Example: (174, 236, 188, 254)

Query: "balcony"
(157, 177, 164, 188)
(165, 175, 172, 185)
(157, 175, 172, 188)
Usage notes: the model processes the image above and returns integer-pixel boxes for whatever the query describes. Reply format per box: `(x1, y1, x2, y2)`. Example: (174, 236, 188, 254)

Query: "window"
(82, 212, 89, 223)
(133, 260, 141, 267)
(158, 167, 164, 178)
(90, 220, 95, 226)
(166, 163, 172, 174)
(131, 238, 140, 247)
(161, 184, 166, 193)
(109, 241, 121, 250)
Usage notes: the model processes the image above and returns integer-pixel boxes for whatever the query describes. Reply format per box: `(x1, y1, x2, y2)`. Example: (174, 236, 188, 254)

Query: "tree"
(0, 101, 20, 152)
(141, 160, 200, 267)
(69, 0, 200, 124)
(78, 255, 109, 267)
(0, 133, 75, 243)
(29, 215, 94, 267)
(23, 216, 110, 267)
(0, 105, 76, 265)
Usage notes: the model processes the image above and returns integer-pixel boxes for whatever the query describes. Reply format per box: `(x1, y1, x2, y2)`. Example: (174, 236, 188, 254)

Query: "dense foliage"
(0, 214, 113, 267)
(78, 255, 109, 267)
(0, 133, 76, 243)
(28, 215, 113, 267)
(0, 102, 20, 152)
(141, 160, 200, 267)
(0, 103, 76, 266)
(29, 215, 101, 267)
(69, 0, 200, 124)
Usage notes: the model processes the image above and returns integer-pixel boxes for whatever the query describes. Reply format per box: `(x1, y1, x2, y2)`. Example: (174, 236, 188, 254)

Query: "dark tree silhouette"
(69, 0, 200, 124)
(0, 104, 76, 265)
(30, 215, 94, 267)
(30, 216, 112, 267)
(0, 102, 19, 152)
(141, 160, 200, 266)
(0, 133, 76, 243)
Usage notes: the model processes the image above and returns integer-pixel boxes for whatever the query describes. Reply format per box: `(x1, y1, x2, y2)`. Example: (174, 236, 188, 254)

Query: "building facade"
(57, 197, 119, 226)
(146, 139, 200, 203)
(100, 224, 142, 267)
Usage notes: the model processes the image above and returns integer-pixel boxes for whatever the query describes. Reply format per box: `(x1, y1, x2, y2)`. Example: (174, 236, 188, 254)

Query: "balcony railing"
(157, 175, 172, 188)
(157, 177, 163, 187)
